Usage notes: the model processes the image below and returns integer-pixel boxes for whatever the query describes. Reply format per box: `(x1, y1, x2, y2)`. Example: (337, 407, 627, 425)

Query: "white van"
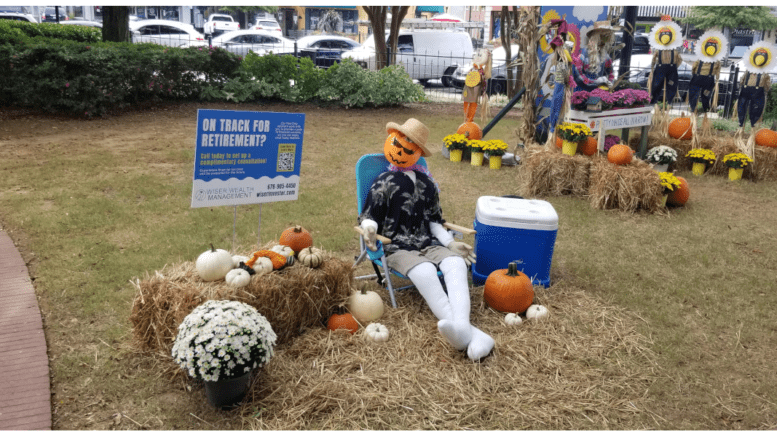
(342, 29, 473, 85)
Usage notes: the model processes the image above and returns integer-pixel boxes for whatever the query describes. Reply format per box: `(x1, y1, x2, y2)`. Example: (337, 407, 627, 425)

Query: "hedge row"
(0, 19, 102, 43)
(1, 24, 426, 117)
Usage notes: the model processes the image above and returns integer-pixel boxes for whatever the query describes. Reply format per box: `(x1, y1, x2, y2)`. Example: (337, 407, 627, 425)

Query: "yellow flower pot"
(449, 149, 463, 162)
(692, 162, 706, 176)
(561, 140, 577, 156)
(728, 167, 744, 181)
(489, 155, 502, 170)
(471, 151, 484, 166)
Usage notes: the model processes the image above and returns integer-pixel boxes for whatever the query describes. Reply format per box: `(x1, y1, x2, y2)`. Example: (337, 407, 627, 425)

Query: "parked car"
(210, 30, 295, 57)
(613, 32, 650, 58)
(295, 34, 360, 68)
(59, 19, 102, 28)
(0, 12, 37, 23)
(40, 7, 68, 23)
(451, 45, 520, 96)
(203, 13, 239, 37)
(251, 18, 282, 38)
(130, 19, 207, 48)
(342, 29, 474, 85)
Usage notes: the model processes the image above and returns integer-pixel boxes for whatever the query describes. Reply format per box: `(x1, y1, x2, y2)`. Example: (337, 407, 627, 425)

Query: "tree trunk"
(102, 6, 130, 43)
(500, 7, 514, 98)
(364, 7, 387, 69)
(387, 6, 409, 67)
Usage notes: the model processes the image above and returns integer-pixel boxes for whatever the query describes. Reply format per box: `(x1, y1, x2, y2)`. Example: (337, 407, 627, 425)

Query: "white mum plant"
(172, 300, 277, 382)
(645, 145, 678, 165)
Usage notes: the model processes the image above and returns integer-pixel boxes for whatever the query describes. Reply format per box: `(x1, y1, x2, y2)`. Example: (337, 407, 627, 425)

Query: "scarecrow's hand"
(447, 241, 476, 267)
(362, 224, 378, 251)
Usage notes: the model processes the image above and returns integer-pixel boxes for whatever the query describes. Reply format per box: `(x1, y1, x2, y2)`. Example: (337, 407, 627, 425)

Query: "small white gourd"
(298, 246, 324, 268)
(225, 268, 251, 288)
(196, 244, 234, 281)
(365, 323, 389, 342)
(504, 313, 523, 326)
(348, 285, 384, 324)
(270, 244, 295, 258)
(252, 257, 274, 275)
(232, 255, 250, 269)
(526, 304, 549, 320)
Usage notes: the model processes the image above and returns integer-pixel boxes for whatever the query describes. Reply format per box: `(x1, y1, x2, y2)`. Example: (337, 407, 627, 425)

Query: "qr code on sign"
(276, 143, 296, 172)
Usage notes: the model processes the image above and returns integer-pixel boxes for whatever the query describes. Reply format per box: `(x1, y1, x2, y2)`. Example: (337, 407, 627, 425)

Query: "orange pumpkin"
(579, 136, 598, 156)
(327, 308, 359, 334)
(384, 130, 423, 168)
(483, 262, 534, 314)
(755, 128, 777, 148)
(667, 175, 690, 207)
(555, 135, 563, 149)
(279, 225, 313, 253)
(607, 144, 633, 165)
(456, 122, 482, 140)
(668, 117, 692, 140)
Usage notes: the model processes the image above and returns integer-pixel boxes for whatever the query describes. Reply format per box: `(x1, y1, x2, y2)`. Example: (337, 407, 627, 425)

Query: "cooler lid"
(475, 196, 558, 230)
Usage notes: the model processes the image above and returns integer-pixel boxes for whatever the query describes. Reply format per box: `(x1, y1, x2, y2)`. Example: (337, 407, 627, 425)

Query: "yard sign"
(191, 109, 305, 208)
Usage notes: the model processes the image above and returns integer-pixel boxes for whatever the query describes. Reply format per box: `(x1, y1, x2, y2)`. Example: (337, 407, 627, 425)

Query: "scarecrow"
(688, 30, 728, 114)
(648, 15, 684, 105)
(462, 61, 487, 123)
(571, 20, 616, 92)
(359, 118, 493, 361)
(736, 42, 775, 129)
(545, 18, 575, 144)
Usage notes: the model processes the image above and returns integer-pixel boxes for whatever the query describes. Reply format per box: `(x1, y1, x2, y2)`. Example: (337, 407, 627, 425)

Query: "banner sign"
(191, 109, 305, 208)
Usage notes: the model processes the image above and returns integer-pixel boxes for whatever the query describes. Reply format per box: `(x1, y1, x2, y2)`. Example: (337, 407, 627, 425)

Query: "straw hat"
(586, 21, 617, 37)
(386, 118, 431, 157)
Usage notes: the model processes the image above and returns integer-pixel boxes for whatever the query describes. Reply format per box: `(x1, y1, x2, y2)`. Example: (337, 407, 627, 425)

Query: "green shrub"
(764, 86, 777, 122)
(316, 59, 424, 107)
(0, 19, 102, 43)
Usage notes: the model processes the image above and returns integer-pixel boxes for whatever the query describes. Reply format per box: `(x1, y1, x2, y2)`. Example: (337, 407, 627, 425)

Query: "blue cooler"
(471, 196, 558, 287)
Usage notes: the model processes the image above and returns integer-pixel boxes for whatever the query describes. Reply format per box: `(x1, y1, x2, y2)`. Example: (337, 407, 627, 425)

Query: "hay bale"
(130, 251, 354, 354)
(519, 146, 592, 198)
(753, 146, 777, 181)
(588, 157, 665, 214)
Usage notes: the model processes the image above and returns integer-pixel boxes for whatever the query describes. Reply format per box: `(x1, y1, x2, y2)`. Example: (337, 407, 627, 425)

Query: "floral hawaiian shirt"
(359, 170, 444, 253)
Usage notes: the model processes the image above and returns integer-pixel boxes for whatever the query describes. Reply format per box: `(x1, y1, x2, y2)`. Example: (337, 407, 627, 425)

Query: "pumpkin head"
(456, 122, 482, 141)
(384, 131, 423, 168)
(667, 175, 690, 206)
(327, 307, 359, 334)
(755, 128, 777, 148)
(483, 262, 534, 314)
(607, 144, 633, 165)
(579, 136, 598, 156)
(279, 225, 313, 253)
(668, 117, 692, 140)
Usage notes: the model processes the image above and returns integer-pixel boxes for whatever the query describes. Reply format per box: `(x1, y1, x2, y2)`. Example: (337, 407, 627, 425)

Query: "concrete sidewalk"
(0, 230, 51, 430)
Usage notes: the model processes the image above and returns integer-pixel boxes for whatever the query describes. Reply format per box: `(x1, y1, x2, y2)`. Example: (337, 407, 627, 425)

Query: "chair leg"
(379, 254, 398, 308)
(371, 261, 384, 286)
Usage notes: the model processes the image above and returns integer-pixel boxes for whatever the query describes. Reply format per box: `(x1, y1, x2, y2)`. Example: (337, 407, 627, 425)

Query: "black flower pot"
(204, 371, 251, 409)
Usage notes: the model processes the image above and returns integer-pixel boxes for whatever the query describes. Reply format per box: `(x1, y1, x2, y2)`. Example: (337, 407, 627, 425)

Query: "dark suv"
(613, 32, 650, 58)
(40, 7, 68, 23)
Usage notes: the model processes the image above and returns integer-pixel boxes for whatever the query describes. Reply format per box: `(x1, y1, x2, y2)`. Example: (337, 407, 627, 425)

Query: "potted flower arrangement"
(468, 139, 486, 166)
(482, 139, 509, 169)
(658, 171, 681, 207)
(722, 152, 753, 181)
(571, 90, 590, 111)
(443, 134, 469, 162)
(685, 148, 717, 175)
(172, 300, 277, 408)
(645, 145, 678, 172)
(603, 134, 621, 153)
(612, 89, 651, 109)
(589, 88, 617, 110)
(556, 121, 592, 156)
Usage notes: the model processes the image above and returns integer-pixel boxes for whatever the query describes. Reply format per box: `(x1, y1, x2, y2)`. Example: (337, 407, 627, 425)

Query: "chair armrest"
(353, 226, 392, 243)
(443, 222, 476, 236)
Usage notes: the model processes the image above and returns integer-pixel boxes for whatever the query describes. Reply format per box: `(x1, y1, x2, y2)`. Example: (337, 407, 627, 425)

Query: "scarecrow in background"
(462, 59, 487, 123)
(545, 18, 575, 145)
(572, 21, 616, 92)
(736, 42, 775, 129)
(648, 15, 684, 105)
(359, 118, 493, 361)
(688, 30, 728, 114)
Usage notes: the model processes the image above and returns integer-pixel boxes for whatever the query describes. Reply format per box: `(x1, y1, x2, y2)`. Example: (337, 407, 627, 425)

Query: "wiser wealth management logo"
(191, 109, 305, 208)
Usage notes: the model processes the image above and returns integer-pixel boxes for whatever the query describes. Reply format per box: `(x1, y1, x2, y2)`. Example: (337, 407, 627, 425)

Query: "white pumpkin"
(225, 268, 251, 288)
(232, 255, 250, 269)
(504, 313, 523, 326)
(252, 257, 274, 275)
(365, 323, 389, 342)
(526, 304, 549, 320)
(298, 246, 324, 268)
(196, 244, 233, 281)
(270, 244, 295, 258)
(348, 285, 384, 324)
